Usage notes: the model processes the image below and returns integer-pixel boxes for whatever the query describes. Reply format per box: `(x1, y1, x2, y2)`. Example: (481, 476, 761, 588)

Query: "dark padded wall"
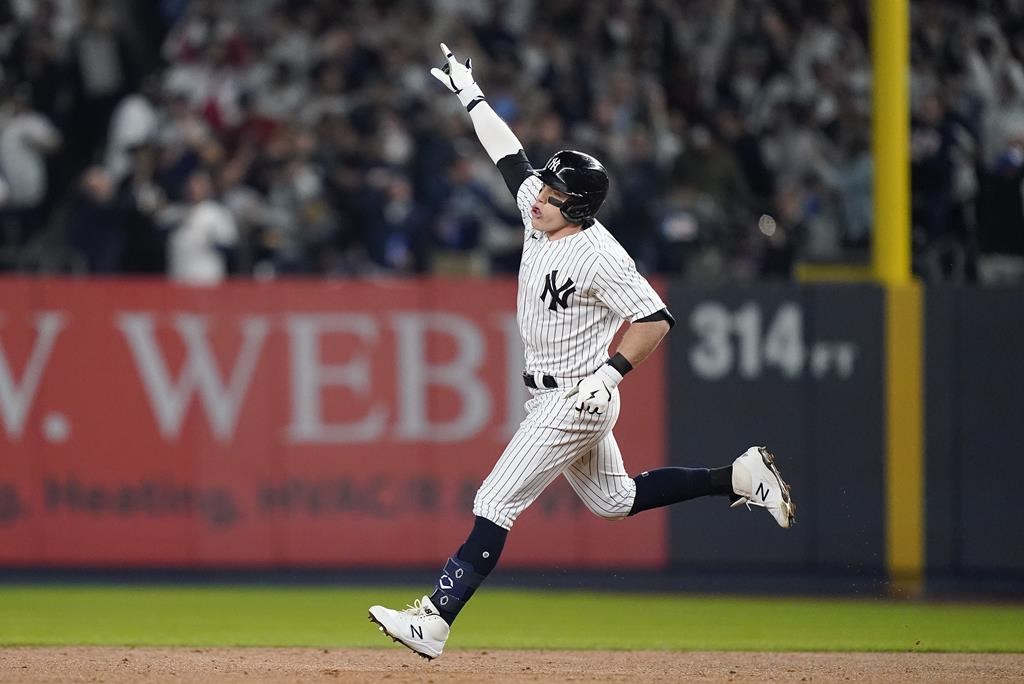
(926, 287, 1024, 579)
(666, 284, 885, 574)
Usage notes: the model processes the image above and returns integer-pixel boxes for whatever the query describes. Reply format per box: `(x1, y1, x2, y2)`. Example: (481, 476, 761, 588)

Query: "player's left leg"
(562, 431, 635, 520)
(562, 430, 734, 520)
(564, 436, 795, 527)
(628, 464, 735, 515)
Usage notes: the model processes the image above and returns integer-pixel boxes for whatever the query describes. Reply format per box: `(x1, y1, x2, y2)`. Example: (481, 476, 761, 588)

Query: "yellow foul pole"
(872, 0, 924, 596)
(872, 0, 911, 285)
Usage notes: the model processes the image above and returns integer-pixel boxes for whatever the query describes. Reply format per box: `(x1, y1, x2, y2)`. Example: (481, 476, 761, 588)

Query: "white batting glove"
(564, 365, 623, 416)
(429, 42, 484, 109)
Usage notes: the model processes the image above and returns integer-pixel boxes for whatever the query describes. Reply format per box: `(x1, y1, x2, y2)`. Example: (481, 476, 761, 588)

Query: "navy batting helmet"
(530, 150, 609, 226)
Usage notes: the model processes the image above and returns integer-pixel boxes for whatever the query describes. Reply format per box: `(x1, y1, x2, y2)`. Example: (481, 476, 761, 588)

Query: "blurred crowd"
(0, 0, 1023, 284)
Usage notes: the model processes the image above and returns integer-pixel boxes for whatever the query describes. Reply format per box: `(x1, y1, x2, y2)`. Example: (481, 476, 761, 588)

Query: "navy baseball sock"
(429, 516, 507, 625)
(628, 466, 733, 516)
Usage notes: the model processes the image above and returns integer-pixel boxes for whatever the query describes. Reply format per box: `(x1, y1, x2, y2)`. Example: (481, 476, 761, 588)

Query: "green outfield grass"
(1, 586, 1022, 652)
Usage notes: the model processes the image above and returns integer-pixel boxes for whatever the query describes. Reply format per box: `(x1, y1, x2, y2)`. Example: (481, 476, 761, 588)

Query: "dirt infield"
(2, 647, 1023, 683)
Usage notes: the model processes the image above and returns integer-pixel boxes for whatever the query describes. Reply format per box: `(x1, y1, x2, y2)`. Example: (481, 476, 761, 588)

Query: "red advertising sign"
(0, 279, 666, 568)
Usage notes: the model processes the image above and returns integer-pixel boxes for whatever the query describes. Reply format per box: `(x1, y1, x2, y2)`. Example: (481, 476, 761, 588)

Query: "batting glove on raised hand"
(429, 43, 485, 109)
(565, 365, 623, 416)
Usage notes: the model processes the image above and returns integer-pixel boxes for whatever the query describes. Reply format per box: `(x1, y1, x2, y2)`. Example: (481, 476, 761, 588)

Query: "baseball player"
(368, 44, 795, 660)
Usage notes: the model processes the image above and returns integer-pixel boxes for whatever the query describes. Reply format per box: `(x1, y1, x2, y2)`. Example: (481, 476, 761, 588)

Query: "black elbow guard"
(496, 150, 532, 198)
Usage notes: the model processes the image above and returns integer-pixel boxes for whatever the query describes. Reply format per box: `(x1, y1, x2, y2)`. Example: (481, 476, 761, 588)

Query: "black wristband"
(466, 96, 486, 112)
(606, 352, 633, 376)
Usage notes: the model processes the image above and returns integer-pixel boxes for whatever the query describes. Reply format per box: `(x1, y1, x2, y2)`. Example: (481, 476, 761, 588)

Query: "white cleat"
(731, 446, 796, 528)
(368, 596, 450, 660)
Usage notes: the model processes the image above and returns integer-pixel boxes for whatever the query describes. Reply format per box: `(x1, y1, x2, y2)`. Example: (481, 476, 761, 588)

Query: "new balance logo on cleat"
(368, 596, 450, 660)
(731, 446, 796, 528)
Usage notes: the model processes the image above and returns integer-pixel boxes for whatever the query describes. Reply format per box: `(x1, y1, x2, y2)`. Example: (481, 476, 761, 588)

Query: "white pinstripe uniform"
(472, 175, 667, 529)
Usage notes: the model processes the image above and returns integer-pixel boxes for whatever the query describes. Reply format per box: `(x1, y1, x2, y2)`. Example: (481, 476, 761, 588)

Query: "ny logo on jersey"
(541, 270, 576, 311)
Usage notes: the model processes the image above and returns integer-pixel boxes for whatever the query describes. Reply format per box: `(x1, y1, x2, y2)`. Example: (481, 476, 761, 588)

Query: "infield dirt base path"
(2, 648, 1022, 683)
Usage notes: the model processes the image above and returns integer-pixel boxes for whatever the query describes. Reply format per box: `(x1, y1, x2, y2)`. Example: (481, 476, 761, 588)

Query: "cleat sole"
(758, 446, 796, 527)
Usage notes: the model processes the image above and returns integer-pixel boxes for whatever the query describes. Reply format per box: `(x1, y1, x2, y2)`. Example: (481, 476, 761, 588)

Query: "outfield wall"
(0, 279, 1021, 590)
(0, 279, 667, 569)
(925, 287, 1024, 584)
(664, 285, 885, 575)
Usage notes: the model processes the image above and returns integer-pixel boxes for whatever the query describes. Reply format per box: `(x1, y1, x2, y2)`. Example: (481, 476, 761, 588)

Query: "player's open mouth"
(531, 207, 542, 218)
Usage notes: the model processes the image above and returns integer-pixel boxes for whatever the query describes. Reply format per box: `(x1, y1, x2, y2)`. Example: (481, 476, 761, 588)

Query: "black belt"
(523, 372, 559, 389)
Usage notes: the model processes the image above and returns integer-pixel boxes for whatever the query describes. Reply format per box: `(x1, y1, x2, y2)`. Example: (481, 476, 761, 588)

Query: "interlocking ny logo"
(541, 270, 575, 311)
(756, 482, 770, 502)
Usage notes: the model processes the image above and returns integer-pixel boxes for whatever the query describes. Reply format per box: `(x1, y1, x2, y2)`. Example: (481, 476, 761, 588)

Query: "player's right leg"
(368, 514, 507, 659)
(472, 388, 615, 528)
(367, 595, 449, 660)
(369, 389, 609, 658)
(368, 514, 506, 659)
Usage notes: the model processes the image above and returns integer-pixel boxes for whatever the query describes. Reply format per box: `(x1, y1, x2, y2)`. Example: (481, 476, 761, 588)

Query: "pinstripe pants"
(473, 387, 636, 529)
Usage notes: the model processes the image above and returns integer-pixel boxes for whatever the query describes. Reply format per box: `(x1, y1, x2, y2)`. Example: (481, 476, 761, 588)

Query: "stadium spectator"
(0, 0, 1022, 282)
(166, 169, 237, 285)
(63, 0, 135, 178)
(117, 141, 168, 274)
(361, 170, 430, 275)
(0, 83, 61, 254)
(104, 75, 161, 183)
(66, 165, 121, 272)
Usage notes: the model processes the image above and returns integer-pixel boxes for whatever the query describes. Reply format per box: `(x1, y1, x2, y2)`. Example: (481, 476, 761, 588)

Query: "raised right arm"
(429, 43, 532, 197)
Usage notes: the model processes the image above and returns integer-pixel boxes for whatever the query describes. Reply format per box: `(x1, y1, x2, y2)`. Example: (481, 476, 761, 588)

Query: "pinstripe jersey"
(472, 157, 664, 529)
(514, 175, 666, 380)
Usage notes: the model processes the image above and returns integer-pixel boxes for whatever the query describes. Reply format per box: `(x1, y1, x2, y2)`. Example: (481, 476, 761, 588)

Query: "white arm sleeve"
(468, 101, 523, 163)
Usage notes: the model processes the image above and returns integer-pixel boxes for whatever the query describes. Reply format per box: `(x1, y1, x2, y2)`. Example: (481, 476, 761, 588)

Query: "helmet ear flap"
(555, 186, 604, 225)
(561, 200, 588, 223)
